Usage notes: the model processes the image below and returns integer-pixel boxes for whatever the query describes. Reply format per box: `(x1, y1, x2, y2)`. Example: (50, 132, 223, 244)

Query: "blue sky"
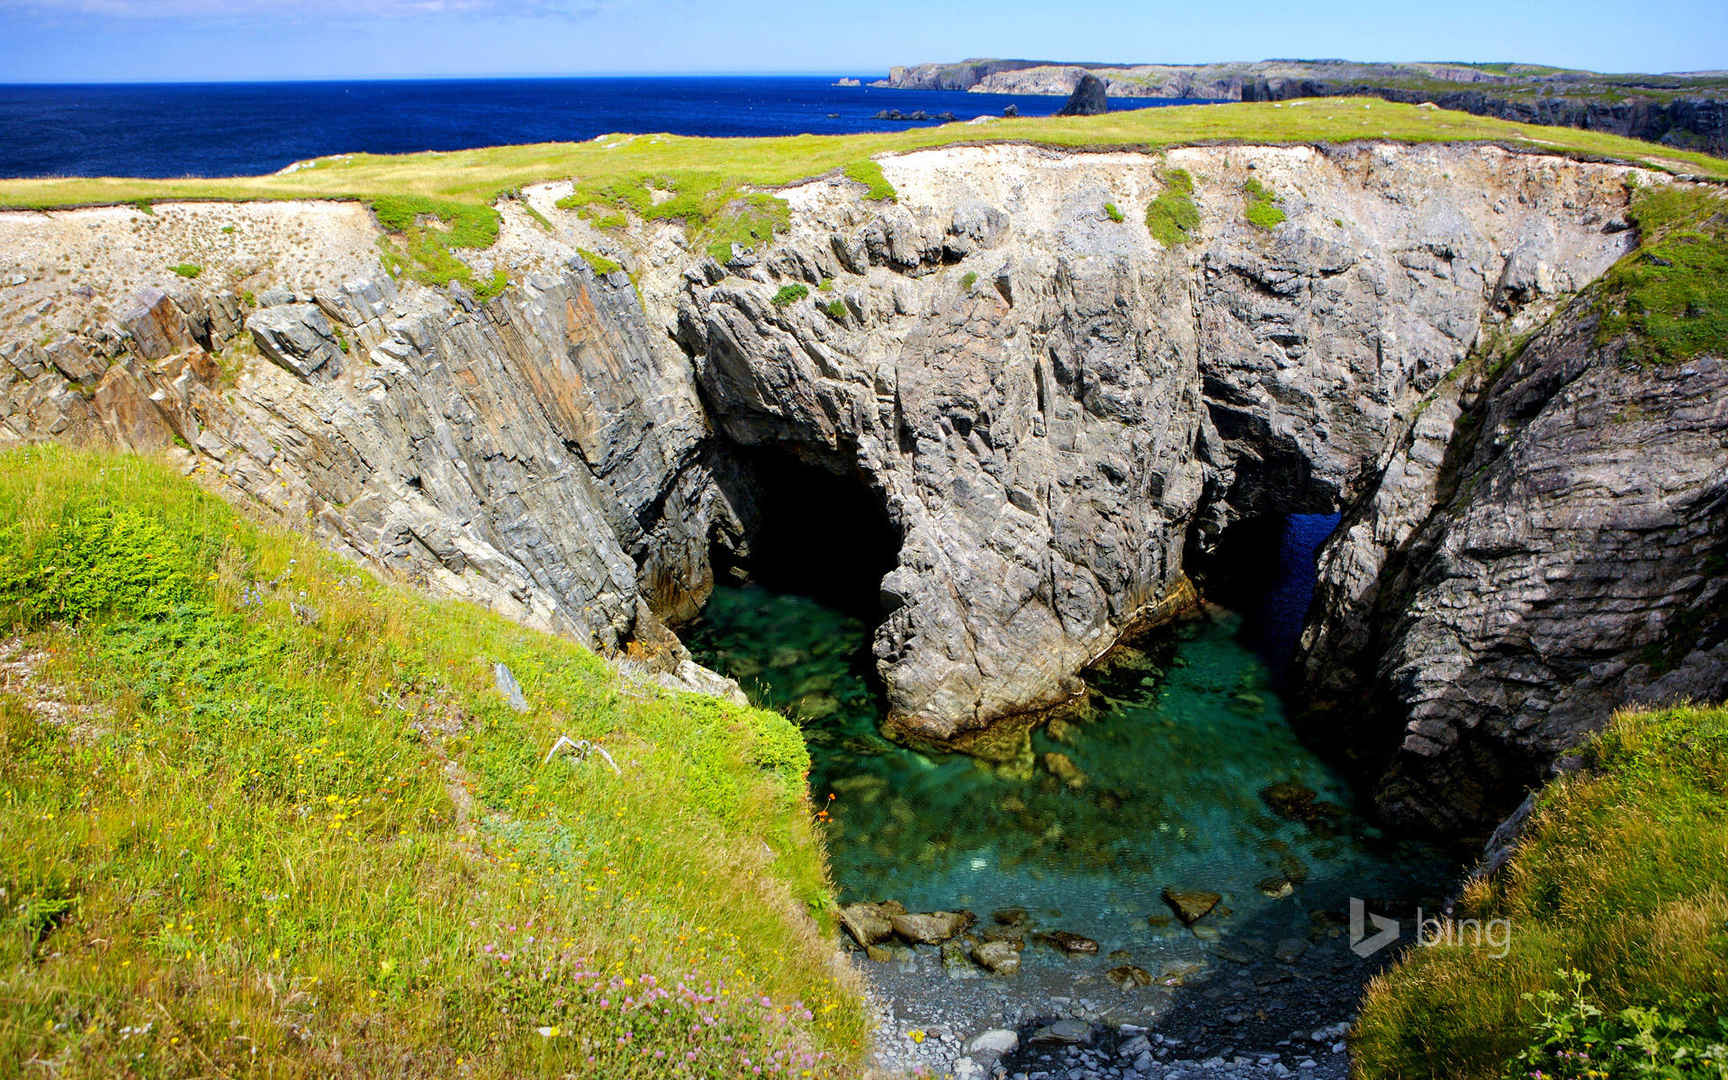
(0, 0, 1722, 83)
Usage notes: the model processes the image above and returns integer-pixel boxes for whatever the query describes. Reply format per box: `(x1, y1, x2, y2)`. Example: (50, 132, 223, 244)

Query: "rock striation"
(3, 140, 1717, 832)
(1299, 294, 1728, 834)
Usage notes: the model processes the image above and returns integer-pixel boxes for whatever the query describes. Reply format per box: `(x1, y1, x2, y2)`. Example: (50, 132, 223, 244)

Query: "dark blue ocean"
(0, 76, 1217, 179)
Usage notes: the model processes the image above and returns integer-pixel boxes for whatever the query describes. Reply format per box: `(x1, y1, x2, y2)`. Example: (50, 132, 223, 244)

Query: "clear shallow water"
(688, 586, 1449, 975)
(0, 76, 1215, 179)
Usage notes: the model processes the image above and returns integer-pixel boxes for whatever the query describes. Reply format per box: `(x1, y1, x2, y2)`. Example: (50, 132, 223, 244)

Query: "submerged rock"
(1161, 887, 1223, 926)
(1038, 930, 1100, 955)
(1042, 751, 1088, 789)
(1107, 964, 1154, 990)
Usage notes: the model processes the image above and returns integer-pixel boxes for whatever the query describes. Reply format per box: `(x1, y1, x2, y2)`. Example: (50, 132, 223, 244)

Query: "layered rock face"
(1, 247, 742, 698)
(1300, 299, 1728, 834)
(670, 143, 1641, 746)
(3, 143, 1704, 832)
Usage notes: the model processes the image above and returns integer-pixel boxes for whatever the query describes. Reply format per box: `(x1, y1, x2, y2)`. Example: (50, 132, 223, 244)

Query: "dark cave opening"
(1189, 511, 1341, 684)
(710, 445, 901, 621)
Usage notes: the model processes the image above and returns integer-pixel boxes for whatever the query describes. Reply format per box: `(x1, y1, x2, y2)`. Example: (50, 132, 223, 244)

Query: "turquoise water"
(686, 585, 1448, 968)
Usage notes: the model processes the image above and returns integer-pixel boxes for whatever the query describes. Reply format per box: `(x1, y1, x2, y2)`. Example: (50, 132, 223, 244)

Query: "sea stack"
(1057, 73, 1108, 116)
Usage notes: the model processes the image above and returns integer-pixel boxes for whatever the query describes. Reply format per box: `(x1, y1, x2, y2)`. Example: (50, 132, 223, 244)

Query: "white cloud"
(8, 0, 608, 17)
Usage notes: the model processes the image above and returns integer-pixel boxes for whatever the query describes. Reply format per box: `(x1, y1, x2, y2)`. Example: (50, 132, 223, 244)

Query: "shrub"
(1104, 202, 1125, 223)
(960, 270, 978, 291)
(771, 283, 809, 307)
(823, 299, 847, 319)
(1145, 169, 1200, 247)
(168, 263, 201, 279)
(1242, 176, 1286, 230)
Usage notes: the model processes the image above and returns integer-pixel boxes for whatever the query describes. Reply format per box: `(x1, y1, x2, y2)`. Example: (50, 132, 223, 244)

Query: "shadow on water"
(685, 513, 1457, 1053)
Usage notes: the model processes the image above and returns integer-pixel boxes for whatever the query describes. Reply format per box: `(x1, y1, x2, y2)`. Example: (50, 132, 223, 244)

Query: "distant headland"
(876, 58, 1728, 152)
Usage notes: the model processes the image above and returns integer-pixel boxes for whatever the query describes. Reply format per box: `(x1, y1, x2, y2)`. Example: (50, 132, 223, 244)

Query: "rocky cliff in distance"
(880, 58, 1728, 155)
(3, 141, 1721, 835)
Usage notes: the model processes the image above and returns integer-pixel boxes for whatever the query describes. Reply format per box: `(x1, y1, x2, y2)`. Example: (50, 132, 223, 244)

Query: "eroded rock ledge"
(3, 141, 1715, 831)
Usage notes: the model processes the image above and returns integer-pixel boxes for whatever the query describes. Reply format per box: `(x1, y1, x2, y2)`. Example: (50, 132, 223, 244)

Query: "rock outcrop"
(1299, 294, 1728, 835)
(1056, 74, 1108, 117)
(4, 140, 1716, 835)
(2, 256, 744, 697)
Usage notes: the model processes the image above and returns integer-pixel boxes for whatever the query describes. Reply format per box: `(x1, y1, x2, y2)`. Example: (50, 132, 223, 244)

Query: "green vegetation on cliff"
(1597, 182, 1728, 365)
(0, 447, 867, 1078)
(1355, 704, 1728, 1079)
(1144, 167, 1200, 247)
(2, 100, 1722, 290)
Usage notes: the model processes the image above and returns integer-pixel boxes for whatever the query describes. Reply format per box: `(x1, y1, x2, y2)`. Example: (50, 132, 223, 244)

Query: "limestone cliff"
(1300, 293, 1728, 835)
(2, 141, 1716, 831)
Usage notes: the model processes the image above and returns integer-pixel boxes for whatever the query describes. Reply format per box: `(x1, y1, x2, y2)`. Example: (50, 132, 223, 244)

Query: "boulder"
(1029, 1019, 1093, 1046)
(1161, 887, 1222, 925)
(1057, 74, 1108, 116)
(967, 1028, 1019, 1056)
(122, 287, 199, 361)
(247, 302, 343, 380)
(839, 901, 903, 947)
(891, 910, 973, 945)
(971, 939, 1022, 975)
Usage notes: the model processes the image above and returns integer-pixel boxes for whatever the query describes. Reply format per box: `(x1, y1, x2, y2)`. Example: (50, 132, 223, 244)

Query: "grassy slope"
(2, 100, 1725, 213)
(1354, 705, 1728, 1078)
(0, 446, 868, 1078)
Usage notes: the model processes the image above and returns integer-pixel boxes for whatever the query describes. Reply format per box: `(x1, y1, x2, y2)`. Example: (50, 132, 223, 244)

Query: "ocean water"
(0, 76, 1215, 179)
(684, 516, 1450, 983)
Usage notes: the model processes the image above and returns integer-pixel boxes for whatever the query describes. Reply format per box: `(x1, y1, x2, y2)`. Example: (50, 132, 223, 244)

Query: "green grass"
(841, 160, 897, 202)
(702, 192, 793, 263)
(0, 446, 868, 1079)
(1595, 182, 1728, 365)
(770, 283, 809, 308)
(1355, 704, 1728, 1079)
(168, 263, 201, 279)
(1242, 176, 1287, 230)
(1145, 167, 1201, 246)
(1, 99, 1722, 303)
(1103, 202, 1125, 222)
(367, 194, 508, 299)
(822, 299, 847, 320)
(3, 100, 1721, 213)
(960, 270, 978, 291)
(575, 247, 622, 276)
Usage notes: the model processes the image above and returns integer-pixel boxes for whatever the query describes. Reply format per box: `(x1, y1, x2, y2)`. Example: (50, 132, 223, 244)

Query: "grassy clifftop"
(0, 446, 867, 1078)
(3, 99, 1725, 215)
(5, 98, 1722, 300)
(1355, 704, 1728, 1078)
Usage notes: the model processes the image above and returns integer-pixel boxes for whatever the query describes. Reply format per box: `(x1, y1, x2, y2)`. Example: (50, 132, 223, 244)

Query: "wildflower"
(536, 1025, 560, 1038)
